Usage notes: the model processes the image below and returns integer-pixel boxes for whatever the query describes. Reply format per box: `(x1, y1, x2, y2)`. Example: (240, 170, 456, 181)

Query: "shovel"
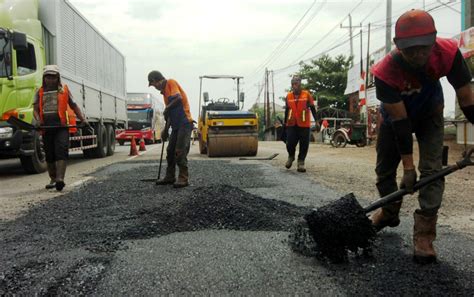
(140, 120, 170, 183)
(7, 116, 78, 130)
(302, 149, 474, 261)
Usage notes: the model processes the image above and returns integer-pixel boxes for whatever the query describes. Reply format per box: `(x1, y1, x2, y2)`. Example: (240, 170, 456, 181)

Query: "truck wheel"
(95, 124, 108, 158)
(20, 131, 47, 174)
(118, 140, 125, 146)
(106, 125, 115, 156)
(332, 132, 347, 148)
(84, 124, 107, 158)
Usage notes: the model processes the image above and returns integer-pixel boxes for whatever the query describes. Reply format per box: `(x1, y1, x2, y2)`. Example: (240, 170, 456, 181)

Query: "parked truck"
(116, 92, 164, 145)
(0, 0, 127, 173)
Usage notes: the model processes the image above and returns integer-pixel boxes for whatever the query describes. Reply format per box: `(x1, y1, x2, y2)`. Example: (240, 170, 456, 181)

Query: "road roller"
(198, 75, 258, 157)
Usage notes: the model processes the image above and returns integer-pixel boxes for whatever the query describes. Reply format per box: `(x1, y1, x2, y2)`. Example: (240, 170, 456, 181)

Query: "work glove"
(400, 168, 417, 194)
(161, 128, 169, 142)
(163, 108, 170, 121)
(32, 118, 41, 128)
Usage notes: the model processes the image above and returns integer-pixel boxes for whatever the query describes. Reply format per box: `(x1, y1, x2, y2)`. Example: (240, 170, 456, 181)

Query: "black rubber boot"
(156, 166, 176, 185)
(173, 166, 189, 188)
(45, 162, 56, 189)
(55, 160, 67, 191)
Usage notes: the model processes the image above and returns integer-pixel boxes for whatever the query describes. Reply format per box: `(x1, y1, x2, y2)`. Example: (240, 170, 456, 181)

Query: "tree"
(295, 54, 352, 110)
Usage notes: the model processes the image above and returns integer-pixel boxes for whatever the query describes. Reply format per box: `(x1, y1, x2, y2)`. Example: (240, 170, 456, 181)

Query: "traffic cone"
(129, 136, 138, 156)
(139, 137, 146, 151)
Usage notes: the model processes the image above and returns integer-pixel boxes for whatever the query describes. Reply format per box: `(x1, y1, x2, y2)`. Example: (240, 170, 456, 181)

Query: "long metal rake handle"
(364, 148, 473, 213)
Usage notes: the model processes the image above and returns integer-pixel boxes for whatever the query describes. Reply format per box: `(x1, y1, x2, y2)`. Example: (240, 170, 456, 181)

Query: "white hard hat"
(43, 65, 60, 76)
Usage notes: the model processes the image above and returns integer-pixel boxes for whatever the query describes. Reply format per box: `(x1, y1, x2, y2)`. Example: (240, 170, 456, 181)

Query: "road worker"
(148, 71, 193, 188)
(283, 75, 318, 172)
(33, 65, 89, 191)
(369, 9, 474, 263)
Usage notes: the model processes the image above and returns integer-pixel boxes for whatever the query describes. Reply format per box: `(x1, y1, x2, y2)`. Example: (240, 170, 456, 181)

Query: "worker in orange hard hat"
(369, 9, 474, 264)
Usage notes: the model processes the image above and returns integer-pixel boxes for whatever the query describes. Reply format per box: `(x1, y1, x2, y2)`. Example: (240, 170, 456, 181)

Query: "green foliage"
(295, 54, 352, 110)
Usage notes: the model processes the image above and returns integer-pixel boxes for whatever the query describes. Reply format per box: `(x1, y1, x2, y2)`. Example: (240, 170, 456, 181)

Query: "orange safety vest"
(286, 90, 314, 128)
(39, 85, 77, 134)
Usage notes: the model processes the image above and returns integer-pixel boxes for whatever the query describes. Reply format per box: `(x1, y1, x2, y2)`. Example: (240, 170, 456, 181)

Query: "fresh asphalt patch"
(0, 160, 473, 295)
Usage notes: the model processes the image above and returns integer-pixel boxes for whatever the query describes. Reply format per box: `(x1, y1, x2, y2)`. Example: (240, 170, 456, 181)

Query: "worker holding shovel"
(370, 10, 474, 263)
(148, 70, 193, 188)
(33, 65, 89, 191)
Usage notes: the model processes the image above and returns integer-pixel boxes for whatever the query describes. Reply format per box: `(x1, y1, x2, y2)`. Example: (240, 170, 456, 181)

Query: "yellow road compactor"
(198, 75, 258, 157)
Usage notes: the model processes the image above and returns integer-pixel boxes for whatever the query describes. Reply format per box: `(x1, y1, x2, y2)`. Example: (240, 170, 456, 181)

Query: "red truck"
(116, 93, 164, 145)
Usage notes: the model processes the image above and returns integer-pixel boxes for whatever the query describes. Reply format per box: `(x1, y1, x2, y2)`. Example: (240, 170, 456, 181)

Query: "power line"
(289, 0, 365, 65)
(265, 0, 328, 69)
(246, 0, 319, 80)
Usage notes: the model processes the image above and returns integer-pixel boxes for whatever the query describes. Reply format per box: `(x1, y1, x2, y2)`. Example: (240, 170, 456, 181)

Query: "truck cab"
(0, 26, 47, 172)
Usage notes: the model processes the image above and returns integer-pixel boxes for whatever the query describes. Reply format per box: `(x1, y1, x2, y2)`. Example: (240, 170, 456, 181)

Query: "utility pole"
(263, 69, 267, 129)
(271, 71, 276, 122)
(265, 68, 270, 128)
(340, 14, 362, 63)
(385, 0, 392, 54)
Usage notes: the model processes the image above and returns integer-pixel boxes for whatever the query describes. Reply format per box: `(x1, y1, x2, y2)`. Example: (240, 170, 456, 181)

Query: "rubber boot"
(173, 166, 189, 188)
(369, 201, 402, 231)
(285, 156, 295, 169)
(45, 162, 56, 189)
(55, 160, 67, 191)
(413, 212, 438, 264)
(156, 166, 176, 185)
(297, 160, 306, 172)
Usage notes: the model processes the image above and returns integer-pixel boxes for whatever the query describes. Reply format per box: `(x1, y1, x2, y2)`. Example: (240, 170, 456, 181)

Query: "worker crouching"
(369, 10, 474, 263)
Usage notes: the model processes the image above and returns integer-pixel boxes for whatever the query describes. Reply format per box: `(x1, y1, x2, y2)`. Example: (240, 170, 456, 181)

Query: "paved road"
(1, 142, 473, 295)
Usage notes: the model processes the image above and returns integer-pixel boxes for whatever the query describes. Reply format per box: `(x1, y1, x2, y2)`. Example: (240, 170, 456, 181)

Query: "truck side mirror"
(239, 92, 245, 102)
(12, 32, 27, 51)
(203, 92, 209, 103)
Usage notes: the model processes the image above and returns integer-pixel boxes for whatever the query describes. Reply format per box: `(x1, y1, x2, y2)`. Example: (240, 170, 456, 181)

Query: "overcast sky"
(68, 0, 463, 118)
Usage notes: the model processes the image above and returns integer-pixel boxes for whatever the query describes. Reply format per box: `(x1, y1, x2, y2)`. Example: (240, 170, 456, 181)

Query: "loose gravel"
(1, 158, 473, 295)
(302, 193, 376, 262)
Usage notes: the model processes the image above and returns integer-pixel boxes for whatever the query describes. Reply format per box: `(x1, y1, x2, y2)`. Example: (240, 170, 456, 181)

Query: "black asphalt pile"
(299, 193, 376, 262)
(1, 160, 473, 295)
(121, 184, 308, 240)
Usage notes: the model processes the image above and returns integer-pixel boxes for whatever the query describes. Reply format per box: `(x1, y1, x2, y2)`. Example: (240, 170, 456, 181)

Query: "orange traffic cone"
(139, 137, 146, 151)
(129, 136, 138, 156)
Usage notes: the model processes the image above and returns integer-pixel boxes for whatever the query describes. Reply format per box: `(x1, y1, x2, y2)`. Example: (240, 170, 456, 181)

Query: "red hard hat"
(393, 9, 437, 49)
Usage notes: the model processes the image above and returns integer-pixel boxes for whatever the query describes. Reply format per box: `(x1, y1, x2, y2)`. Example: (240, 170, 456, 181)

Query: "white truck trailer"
(0, 0, 127, 173)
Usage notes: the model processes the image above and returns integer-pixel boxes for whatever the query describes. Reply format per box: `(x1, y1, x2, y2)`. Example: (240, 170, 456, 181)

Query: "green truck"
(0, 0, 127, 173)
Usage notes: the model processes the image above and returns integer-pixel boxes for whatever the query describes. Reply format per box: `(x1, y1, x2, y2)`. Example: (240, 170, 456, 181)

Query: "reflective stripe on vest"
(286, 90, 312, 128)
(39, 85, 77, 134)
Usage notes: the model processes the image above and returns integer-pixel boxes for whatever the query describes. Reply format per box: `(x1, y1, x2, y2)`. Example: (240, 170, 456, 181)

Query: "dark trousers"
(166, 124, 192, 170)
(43, 128, 70, 162)
(375, 111, 444, 216)
(286, 126, 310, 161)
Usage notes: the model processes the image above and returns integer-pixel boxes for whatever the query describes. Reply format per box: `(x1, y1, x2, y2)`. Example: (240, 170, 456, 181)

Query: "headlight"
(0, 127, 13, 139)
(243, 121, 253, 125)
(214, 121, 224, 126)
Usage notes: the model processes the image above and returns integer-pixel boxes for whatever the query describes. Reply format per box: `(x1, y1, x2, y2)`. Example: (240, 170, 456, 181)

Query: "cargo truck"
(0, 0, 127, 173)
(116, 92, 164, 145)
